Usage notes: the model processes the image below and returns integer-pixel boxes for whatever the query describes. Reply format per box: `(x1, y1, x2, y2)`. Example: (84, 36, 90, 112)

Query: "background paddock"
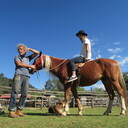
(0, 85, 120, 108)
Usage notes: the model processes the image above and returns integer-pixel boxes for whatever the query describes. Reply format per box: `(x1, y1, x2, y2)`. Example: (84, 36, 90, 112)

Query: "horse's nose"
(29, 68, 35, 74)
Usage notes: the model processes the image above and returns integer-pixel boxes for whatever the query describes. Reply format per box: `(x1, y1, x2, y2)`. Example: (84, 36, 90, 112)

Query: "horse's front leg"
(61, 84, 71, 116)
(71, 83, 83, 116)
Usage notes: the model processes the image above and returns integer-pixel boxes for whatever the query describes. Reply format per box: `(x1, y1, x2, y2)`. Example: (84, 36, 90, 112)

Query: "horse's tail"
(118, 66, 128, 107)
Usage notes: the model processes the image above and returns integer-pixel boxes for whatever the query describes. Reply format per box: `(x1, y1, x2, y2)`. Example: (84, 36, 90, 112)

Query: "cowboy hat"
(76, 30, 88, 36)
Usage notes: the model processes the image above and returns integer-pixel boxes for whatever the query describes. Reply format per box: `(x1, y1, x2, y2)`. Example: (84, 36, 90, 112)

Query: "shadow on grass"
(26, 112, 61, 116)
(25, 112, 119, 117)
(0, 112, 119, 117)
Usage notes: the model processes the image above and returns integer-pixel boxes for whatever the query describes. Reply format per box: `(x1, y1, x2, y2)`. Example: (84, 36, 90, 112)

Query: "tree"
(92, 87, 105, 92)
(0, 73, 13, 87)
(44, 79, 64, 91)
(77, 87, 85, 91)
(123, 72, 128, 90)
(44, 79, 86, 91)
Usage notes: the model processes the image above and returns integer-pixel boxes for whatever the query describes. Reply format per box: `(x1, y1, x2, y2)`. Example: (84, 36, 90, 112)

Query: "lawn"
(0, 107, 127, 128)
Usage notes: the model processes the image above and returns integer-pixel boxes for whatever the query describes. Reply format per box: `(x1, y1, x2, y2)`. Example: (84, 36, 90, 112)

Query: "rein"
(36, 71, 44, 89)
(49, 59, 67, 71)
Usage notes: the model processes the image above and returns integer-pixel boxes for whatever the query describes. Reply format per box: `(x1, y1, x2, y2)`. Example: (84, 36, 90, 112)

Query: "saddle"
(75, 63, 85, 68)
(75, 60, 90, 69)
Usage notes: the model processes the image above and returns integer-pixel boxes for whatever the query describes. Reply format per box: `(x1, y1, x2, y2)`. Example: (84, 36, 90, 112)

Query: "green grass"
(0, 107, 128, 128)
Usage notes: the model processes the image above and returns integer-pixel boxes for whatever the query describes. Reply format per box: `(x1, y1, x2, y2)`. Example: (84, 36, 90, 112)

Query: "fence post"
(34, 96, 36, 107)
(41, 97, 43, 109)
(70, 98, 75, 108)
(91, 98, 94, 108)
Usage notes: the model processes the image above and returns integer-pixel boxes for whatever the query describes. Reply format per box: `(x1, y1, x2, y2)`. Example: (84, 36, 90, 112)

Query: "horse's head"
(30, 51, 51, 74)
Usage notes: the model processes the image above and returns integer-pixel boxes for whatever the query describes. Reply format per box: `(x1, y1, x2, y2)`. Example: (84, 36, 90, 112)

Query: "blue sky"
(0, 0, 128, 90)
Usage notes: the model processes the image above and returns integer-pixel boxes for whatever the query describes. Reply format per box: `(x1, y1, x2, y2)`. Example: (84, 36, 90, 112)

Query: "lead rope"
(35, 58, 67, 89)
(36, 71, 44, 89)
(49, 59, 67, 71)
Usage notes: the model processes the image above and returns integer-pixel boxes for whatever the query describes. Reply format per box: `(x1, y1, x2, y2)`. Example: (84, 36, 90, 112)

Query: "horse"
(32, 52, 127, 116)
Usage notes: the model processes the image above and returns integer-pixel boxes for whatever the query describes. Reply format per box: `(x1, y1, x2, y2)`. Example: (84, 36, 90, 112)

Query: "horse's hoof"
(78, 114, 83, 116)
(120, 113, 126, 116)
(61, 112, 67, 116)
(103, 113, 109, 116)
(78, 112, 83, 116)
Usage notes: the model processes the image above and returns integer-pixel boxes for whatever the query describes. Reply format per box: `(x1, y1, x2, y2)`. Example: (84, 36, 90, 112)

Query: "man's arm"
(15, 60, 36, 69)
(85, 44, 90, 61)
(27, 48, 39, 60)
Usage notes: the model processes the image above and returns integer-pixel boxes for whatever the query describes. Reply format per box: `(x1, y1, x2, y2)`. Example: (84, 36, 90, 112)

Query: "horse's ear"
(39, 51, 42, 57)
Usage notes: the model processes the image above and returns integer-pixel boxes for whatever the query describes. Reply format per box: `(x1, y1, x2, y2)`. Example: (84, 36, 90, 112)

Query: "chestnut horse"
(33, 53, 127, 116)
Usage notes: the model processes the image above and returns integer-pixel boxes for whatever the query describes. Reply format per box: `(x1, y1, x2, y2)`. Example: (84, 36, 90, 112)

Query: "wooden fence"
(0, 85, 120, 108)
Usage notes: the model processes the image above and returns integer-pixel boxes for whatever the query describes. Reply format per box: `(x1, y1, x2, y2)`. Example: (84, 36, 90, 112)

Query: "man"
(8, 44, 39, 118)
(67, 30, 92, 82)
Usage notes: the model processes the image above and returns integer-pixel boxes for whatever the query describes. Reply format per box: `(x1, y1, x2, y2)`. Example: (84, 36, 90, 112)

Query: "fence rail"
(0, 85, 120, 108)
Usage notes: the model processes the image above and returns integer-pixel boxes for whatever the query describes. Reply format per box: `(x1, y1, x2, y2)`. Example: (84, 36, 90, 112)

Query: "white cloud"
(96, 54, 102, 59)
(119, 57, 128, 66)
(91, 42, 95, 46)
(117, 55, 122, 59)
(90, 38, 99, 46)
(96, 50, 102, 59)
(94, 83, 105, 90)
(73, 53, 79, 58)
(109, 55, 116, 59)
(108, 48, 122, 53)
(109, 55, 122, 60)
(113, 42, 120, 45)
(90, 38, 99, 43)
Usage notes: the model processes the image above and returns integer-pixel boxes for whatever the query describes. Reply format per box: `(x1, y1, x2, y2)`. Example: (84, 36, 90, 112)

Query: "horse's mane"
(44, 55, 67, 72)
(44, 55, 51, 71)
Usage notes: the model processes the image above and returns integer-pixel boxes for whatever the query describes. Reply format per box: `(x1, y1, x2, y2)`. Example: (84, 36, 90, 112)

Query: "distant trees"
(0, 73, 13, 87)
(123, 72, 128, 90)
(44, 79, 64, 91)
(44, 79, 85, 91)
(91, 87, 105, 92)
(0, 73, 35, 88)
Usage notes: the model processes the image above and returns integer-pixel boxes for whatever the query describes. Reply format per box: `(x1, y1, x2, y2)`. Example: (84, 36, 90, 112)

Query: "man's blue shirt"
(14, 55, 31, 77)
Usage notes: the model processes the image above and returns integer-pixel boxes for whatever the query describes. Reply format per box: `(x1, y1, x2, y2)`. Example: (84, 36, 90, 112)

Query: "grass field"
(0, 107, 127, 128)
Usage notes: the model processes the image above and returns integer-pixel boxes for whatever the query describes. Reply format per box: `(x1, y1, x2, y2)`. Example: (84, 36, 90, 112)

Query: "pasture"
(0, 107, 127, 128)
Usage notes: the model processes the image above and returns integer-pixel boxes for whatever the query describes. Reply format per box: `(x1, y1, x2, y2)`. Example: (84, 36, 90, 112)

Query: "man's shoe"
(8, 111, 19, 118)
(67, 76, 78, 82)
(16, 110, 27, 117)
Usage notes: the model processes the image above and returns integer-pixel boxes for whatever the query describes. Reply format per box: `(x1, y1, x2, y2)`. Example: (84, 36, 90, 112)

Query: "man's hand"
(26, 48, 30, 53)
(29, 65, 36, 70)
(85, 58, 89, 62)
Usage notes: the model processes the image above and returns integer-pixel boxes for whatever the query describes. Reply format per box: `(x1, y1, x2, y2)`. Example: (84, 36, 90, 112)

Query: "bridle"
(34, 55, 45, 66)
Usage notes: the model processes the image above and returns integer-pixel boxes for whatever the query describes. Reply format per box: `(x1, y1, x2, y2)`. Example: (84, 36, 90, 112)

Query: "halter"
(34, 55, 45, 66)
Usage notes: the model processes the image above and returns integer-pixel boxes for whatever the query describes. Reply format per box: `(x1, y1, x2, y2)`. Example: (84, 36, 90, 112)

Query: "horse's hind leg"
(102, 80, 115, 115)
(112, 81, 127, 115)
(71, 83, 83, 116)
